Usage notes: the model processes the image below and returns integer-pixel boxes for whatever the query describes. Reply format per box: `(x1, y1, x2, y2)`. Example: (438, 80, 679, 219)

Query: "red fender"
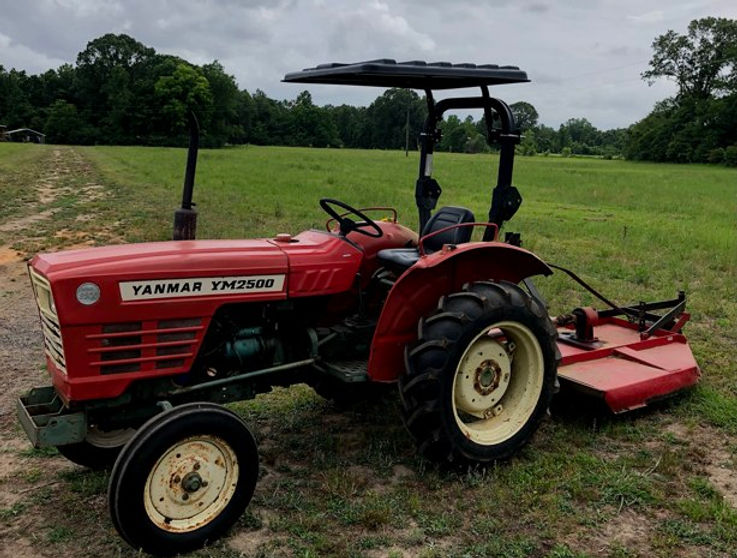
(367, 242, 552, 382)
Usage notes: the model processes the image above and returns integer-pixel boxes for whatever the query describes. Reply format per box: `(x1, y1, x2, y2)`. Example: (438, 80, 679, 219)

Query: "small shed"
(7, 128, 45, 144)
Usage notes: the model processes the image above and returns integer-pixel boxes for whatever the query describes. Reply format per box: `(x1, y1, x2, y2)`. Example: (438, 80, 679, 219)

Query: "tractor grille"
(87, 318, 203, 375)
(29, 267, 67, 373)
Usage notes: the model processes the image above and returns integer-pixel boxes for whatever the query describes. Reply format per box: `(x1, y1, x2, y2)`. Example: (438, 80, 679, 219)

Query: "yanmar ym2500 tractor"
(17, 60, 700, 555)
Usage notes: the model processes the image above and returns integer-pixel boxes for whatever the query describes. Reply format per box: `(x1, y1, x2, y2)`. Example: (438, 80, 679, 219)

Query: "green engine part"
(222, 327, 282, 369)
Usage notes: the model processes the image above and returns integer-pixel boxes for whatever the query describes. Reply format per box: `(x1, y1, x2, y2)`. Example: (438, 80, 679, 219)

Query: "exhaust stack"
(173, 112, 199, 240)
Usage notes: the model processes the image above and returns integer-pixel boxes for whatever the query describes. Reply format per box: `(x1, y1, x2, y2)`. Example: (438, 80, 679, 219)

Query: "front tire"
(400, 281, 558, 467)
(108, 402, 258, 556)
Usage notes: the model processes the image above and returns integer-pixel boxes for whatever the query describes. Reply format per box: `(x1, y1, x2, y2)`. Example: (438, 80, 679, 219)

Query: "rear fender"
(368, 242, 552, 382)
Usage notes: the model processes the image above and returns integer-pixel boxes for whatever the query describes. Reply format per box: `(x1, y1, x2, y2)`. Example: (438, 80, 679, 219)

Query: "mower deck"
(556, 316, 700, 413)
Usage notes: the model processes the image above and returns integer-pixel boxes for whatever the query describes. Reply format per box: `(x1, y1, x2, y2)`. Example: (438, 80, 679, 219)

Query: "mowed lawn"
(2, 143, 737, 557)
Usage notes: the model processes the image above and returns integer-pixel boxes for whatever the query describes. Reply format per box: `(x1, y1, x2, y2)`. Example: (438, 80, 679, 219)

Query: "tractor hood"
(31, 239, 287, 281)
(28, 232, 365, 327)
(29, 239, 290, 328)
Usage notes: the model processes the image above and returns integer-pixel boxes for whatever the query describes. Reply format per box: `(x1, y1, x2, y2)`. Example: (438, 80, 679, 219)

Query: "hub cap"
(143, 435, 239, 532)
(452, 321, 544, 445)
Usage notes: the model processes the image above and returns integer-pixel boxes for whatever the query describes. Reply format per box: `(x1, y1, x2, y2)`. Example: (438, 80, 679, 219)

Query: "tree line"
(1, 19, 735, 165)
(0, 34, 627, 155)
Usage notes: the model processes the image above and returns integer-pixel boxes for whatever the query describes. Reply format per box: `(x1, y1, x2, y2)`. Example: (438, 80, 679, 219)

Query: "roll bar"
(415, 85, 522, 240)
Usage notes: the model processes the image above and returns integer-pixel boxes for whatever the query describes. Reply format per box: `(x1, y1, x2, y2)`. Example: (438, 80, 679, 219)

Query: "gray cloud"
(0, 0, 735, 128)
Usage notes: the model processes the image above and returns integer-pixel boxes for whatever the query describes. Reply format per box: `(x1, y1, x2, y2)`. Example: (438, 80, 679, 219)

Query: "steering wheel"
(319, 198, 383, 238)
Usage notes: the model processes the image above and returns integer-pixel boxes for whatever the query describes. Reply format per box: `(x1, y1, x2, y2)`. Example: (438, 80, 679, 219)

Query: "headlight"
(76, 282, 101, 305)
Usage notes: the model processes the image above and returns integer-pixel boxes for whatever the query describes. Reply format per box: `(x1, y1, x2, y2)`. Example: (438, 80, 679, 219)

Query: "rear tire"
(108, 403, 258, 556)
(400, 280, 558, 467)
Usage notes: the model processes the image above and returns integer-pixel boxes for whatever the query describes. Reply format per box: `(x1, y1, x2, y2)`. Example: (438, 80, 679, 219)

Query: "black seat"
(377, 206, 475, 273)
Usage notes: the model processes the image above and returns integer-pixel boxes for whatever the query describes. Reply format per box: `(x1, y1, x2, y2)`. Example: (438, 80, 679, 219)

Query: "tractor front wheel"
(108, 402, 258, 556)
(400, 281, 558, 466)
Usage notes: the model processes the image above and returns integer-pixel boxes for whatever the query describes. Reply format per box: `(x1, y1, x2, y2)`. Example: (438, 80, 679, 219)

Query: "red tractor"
(17, 60, 700, 555)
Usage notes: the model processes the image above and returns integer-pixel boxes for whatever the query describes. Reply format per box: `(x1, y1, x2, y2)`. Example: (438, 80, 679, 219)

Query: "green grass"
(1, 143, 736, 557)
(0, 143, 53, 221)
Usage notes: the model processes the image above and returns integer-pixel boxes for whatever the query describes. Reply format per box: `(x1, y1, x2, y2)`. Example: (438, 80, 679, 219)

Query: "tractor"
(16, 60, 700, 555)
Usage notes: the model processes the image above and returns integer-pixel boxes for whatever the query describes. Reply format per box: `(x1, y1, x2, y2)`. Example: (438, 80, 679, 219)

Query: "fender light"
(76, 282, 101, 306)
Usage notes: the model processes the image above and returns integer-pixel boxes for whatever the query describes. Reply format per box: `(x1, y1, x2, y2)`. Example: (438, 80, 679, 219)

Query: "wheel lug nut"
(202, 481, 208, 487)
(193, 462, 200, 471)
(182, 493, 189, 501)
(174, 475, 181, 483)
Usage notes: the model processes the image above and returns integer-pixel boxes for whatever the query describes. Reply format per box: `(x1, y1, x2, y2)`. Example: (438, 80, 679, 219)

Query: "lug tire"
(400, 280, 558, 467)
(108, 402, 258, 556)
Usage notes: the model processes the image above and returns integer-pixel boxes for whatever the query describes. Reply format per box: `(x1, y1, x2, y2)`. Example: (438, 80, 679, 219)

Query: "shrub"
(707, 147, 725, 164)
(724, 145, 737, 167)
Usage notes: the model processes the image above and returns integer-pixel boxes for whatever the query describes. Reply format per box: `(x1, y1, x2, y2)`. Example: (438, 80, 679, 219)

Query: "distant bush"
(707, 148, 726, 164)
(561, 147, 572, 158)
(725, 145, 737, 167)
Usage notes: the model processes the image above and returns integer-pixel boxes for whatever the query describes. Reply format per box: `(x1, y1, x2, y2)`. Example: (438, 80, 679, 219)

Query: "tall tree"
(642, 17, 737, 99)
(509, 101, 539, 132)
(201, 61, 241, 146)
(154, 63, 213, 134)
(365, 88, 426, 150)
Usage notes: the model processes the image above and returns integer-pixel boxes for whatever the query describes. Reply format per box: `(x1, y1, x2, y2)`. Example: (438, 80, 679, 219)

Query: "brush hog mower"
(16, 60, 700, 555)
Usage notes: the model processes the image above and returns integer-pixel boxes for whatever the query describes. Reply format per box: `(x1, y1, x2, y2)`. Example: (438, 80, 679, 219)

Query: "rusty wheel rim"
(143, 435, 239, 532)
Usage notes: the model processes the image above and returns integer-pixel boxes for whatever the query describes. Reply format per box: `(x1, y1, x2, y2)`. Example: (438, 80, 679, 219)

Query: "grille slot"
(29, 268, 66, 373)
(102, 363, 141, 375)
(156, 358, 186, 370)
(89, 318, 203, 374)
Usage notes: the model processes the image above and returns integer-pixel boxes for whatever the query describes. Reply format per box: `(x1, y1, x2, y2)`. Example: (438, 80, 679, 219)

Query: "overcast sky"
(1, 0, 736, 129)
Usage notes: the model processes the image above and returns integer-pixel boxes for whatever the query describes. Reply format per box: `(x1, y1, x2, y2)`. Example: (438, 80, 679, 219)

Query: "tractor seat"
(377, 206, 475, 273)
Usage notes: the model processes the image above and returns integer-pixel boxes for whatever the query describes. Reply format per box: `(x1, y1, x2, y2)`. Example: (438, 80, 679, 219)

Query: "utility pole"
(405, 102, 410, 157)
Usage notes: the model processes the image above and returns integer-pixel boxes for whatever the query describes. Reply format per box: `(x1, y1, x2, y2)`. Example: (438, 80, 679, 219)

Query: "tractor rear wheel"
(108, 402, 258, 556)
(400, 280, 558, 467)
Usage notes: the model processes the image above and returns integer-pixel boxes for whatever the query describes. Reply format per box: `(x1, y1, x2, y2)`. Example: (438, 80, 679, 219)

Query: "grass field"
(1, 143, 736, 557)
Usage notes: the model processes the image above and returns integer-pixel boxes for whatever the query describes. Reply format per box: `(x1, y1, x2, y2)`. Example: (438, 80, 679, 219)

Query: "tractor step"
(556, 318, 700, 413)
(313, 359, 369, 384)
(17, 386, 87, 447)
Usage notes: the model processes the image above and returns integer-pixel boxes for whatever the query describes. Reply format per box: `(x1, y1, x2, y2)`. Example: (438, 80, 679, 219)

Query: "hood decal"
(119, 274, 285, 301)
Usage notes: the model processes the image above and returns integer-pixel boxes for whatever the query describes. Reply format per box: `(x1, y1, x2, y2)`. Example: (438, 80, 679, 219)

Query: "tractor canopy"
(283, 59, 529, 89)
(284, 59, 528, 235)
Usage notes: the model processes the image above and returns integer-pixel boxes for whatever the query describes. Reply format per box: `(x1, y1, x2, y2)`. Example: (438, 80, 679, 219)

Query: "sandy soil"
(0, 148, 105, 558)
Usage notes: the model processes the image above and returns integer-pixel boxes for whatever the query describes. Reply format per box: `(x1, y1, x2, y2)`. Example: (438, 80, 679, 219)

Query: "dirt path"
(0, 147, 116, 558)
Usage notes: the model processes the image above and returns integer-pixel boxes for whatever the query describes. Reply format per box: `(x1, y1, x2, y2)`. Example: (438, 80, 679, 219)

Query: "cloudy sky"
(1, 0, 736, 129)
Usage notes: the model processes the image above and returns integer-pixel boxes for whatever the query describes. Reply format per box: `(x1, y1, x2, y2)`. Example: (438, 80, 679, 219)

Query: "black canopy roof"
(283, 59, 529, 90)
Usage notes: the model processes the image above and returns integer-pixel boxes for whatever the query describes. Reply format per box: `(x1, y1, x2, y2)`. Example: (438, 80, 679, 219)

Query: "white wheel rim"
(143, 435, 239, 533)
(452, 321, 544, 446)
(86, 425, 135, 449)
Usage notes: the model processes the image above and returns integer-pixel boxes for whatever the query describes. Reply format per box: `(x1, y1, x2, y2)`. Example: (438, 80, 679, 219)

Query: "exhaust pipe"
(173, 112, 199, 240)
